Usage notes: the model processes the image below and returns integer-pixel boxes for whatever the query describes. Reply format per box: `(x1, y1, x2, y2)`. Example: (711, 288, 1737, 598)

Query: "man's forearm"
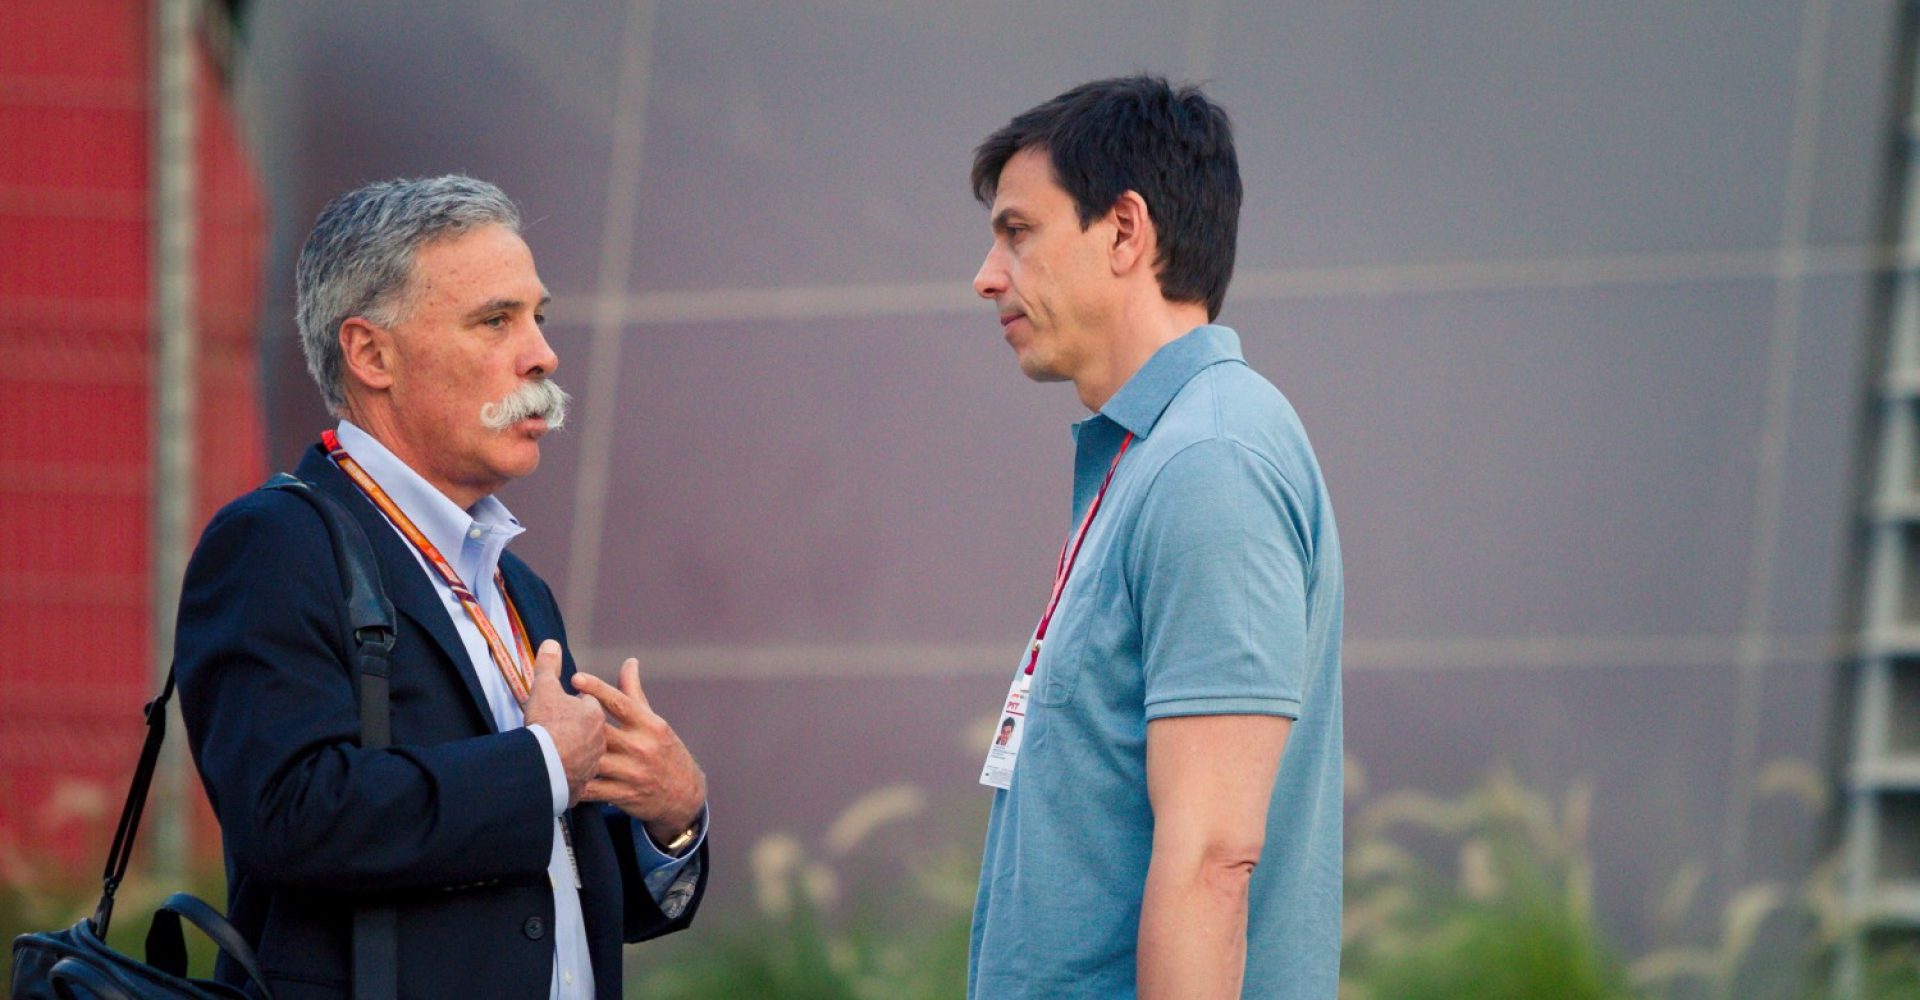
(1137, 847, 1253, 1000)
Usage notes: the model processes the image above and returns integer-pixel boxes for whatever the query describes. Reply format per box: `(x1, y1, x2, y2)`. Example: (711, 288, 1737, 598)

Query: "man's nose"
(523, 322, 559, 378)
(973, 246, 1007, 300)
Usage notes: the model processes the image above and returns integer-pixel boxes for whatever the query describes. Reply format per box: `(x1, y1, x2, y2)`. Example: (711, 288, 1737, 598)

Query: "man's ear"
(1107, 190, 1154, 277)
(339, 316, 397, 393)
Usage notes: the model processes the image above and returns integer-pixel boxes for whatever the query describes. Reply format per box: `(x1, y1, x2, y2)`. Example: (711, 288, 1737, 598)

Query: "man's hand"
(572, 657, 707, 845)
(521, 639, 606, 807)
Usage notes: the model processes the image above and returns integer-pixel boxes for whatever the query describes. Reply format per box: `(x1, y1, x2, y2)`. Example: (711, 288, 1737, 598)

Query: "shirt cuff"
(525, 723, 569, 816)
(627, 804, 709, 878)
(1144, 694, 1302, 722)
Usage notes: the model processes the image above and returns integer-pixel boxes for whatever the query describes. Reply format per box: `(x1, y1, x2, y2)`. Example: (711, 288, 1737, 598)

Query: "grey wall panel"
(578, 313, 1084, 647)
(1232, 280, 1777, 641)
(1806, 0, 1903, 247)
(1215, 1, 1806, 269)
(1764, 273, 1876, 638)
(628, 0, 1203, 292)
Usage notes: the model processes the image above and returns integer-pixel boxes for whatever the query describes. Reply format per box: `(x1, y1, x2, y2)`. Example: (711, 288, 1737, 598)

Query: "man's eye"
(485, 315, 509, 328)
(533, 313, 547, 326)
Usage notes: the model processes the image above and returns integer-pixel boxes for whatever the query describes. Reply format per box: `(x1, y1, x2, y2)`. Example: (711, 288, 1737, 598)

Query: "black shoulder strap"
(262, 473, 398, 1000)
(263, 474, 396, 745)
(90, 659, 176, 936)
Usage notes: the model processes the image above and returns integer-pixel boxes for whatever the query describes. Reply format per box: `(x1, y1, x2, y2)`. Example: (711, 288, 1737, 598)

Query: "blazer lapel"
(295, 445, 502, 733)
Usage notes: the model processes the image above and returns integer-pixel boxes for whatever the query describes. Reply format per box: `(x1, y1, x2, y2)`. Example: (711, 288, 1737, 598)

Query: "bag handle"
(48, 957, 137, 1000)
(142, 891, 273, 994)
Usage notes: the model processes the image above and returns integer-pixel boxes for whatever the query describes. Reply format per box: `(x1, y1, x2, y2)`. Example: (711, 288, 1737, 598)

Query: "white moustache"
(479, 379, 571, 432)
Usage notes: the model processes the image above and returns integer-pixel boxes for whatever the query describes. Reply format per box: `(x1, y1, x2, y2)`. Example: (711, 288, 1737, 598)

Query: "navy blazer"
(174, 445, 704, 999)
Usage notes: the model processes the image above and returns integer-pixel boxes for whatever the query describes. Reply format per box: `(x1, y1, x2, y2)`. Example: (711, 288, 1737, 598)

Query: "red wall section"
(0, 1, 264, 871)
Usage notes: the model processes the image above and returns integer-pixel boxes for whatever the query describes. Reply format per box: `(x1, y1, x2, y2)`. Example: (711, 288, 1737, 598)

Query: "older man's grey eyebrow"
(462, 296, 549, 321)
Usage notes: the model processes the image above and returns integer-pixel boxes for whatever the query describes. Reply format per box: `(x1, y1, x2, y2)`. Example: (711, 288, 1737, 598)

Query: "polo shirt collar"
(333, 419, 524, 581)
(1097, 324, 1243, 438)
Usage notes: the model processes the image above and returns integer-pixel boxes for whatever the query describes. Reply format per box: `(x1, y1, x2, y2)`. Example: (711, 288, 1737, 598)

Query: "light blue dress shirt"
(335, 420, 704, 999)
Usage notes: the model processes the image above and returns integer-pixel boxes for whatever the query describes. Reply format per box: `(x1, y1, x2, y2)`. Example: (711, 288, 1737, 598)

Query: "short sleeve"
(1129, 437, 1312, 721)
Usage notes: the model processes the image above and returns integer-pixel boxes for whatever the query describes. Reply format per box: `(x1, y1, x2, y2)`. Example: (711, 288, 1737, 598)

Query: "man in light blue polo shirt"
(966, 77, 1343, 999)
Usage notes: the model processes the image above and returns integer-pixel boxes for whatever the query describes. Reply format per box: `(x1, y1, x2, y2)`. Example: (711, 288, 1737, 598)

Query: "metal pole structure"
(149, 0, 198, 886)
(1835, 7, 1920, 994)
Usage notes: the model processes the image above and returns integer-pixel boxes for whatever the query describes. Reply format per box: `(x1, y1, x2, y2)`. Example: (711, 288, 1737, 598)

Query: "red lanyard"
(1025, 432, 1134, 676)
(321, 430, 538, 704)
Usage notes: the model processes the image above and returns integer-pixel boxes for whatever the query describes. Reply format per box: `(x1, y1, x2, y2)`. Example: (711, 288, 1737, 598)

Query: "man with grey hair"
(175, 174, 709, 998)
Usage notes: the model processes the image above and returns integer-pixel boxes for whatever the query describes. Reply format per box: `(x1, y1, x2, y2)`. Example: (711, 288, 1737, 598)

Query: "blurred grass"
(1338, 767, 1638, 1000)
(8, 767, 1917, 997)
(631, 784, 977, 1000)
(634, 763, 1919, 999)
(1340, 762, 1919, 1000)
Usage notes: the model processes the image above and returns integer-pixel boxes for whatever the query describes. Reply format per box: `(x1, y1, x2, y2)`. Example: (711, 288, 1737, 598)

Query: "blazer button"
(523, 916, 546, 940)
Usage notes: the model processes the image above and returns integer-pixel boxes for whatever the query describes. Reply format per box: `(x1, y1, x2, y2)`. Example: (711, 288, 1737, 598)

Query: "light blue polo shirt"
(968, 326, 1343, 999)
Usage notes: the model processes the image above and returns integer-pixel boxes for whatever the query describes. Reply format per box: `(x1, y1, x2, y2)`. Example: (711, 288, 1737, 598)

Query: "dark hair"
(971, 75, 1241, 320)
(1000, 718, 1017, 730)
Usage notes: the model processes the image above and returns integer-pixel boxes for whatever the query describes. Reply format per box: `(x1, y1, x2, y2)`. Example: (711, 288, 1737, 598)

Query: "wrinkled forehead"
(397, 224, 550, 310)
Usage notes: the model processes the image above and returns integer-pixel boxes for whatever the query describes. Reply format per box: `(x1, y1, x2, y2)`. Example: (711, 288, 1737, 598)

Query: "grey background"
(233, 0, 1898, 959)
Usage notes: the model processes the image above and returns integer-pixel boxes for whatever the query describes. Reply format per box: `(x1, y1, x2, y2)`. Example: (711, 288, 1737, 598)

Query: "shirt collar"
(1096, 324, 1244, 438)
(333, 420, 524, 573)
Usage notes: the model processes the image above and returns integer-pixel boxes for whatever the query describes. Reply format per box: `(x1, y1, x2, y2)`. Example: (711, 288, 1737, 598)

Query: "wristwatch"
(652, 818, 699, 858)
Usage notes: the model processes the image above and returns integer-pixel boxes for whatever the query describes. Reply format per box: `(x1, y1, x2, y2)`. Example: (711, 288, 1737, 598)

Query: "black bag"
(9, 888, 270, 999)
(7, 659, 271, 999)
(11, 474, 399, 999)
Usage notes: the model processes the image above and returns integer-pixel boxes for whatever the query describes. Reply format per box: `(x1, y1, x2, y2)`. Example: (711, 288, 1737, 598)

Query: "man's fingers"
(620, 658, 653, 713)
(580, 776, 643, 805)
(533, 639, 564, 684)
(572, 673, 644, 726)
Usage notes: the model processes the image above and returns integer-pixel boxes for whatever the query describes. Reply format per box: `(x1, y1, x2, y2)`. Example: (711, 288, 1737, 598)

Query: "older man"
(175, 175, 707, 998)
(967, 78, 1344, 999)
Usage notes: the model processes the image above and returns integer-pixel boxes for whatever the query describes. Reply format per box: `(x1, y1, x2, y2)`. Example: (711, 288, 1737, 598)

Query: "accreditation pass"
(979, 659, 1033, 789)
